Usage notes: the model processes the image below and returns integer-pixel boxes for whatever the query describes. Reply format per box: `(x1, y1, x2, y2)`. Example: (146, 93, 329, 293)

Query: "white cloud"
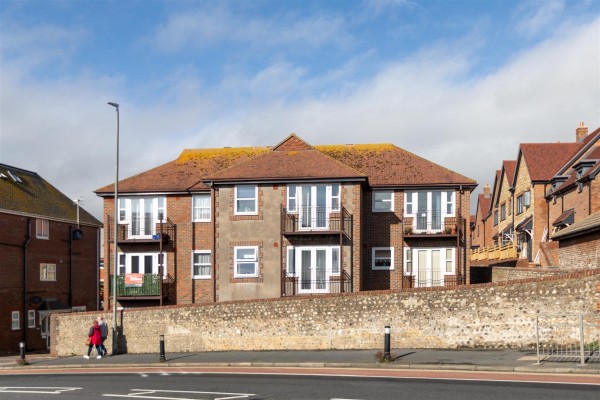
(514, 0, 566, 37)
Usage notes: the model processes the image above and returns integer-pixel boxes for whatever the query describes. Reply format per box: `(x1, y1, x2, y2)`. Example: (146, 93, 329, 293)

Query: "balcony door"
(405, 247, 455, 288)
(299, 185, 328, 230)
(416, 191, 442, 232)
(299, 248, 328, 293)
(130, 197, 155, 238)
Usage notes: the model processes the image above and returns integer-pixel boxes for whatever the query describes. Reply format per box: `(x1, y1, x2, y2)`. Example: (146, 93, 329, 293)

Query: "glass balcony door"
(299, 185, 328, 230)
(130, 197, 155, 239)
(415, 191, 442, 233)
(298, 247, 329, 293)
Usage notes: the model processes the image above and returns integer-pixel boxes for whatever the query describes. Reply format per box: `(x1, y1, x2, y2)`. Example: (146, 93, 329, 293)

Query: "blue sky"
(1, 0, 599, 219)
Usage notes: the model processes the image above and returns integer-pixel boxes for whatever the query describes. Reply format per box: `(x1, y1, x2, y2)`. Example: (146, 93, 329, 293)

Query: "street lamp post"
(107, 101, 119, 355)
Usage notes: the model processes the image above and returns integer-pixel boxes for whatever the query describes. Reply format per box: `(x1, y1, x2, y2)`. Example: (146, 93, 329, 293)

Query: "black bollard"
(159, 335, 166, 362)
(19, 341, 25, 361)
(384, 326, 391, 361)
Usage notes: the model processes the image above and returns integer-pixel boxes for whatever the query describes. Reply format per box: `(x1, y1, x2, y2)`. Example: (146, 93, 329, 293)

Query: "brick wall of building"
(491, 266, 565, 282)
(52, 269, 600, 356)
(559, 231, 600, 269)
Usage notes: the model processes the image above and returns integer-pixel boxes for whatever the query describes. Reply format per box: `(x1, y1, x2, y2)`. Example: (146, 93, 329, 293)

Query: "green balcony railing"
(109, 274, 163, 297)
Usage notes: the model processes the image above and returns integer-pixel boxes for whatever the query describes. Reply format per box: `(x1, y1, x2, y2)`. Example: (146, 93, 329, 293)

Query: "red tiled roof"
(317, 144, 476, 187)
(519, 142, 582, 182)
(95, 147, 271, 194)
(476, 194, 492, 219)
(502, 160, 517, 187)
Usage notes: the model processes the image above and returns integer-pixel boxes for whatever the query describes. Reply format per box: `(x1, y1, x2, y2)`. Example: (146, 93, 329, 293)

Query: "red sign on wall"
(125, 273, 144, 287)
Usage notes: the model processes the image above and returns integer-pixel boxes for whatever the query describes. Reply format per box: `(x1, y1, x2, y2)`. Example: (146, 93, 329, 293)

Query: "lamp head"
(107, 102, 119, 109)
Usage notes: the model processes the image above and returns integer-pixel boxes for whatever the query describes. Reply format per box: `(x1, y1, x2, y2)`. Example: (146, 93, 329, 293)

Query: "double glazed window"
(235, 186, 257, 215)
(40, 263, 57, 281)
(286, 184, 340, 230)
(373, 190, 394, 212)
(118, 252, 165, 276)
(193, 194, 211, 222)
(192, 251, 211, 279)
(36, 219, 49, 239)
(372, 247, 394, 270)
(404, 247, 455, 287)
(118, 196, 166, 238)
(404, 190, 455, 232)
(234, 246, 258, 277)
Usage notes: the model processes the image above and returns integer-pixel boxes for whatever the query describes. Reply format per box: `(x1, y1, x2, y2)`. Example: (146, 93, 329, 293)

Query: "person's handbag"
(85, 337, 91, 346)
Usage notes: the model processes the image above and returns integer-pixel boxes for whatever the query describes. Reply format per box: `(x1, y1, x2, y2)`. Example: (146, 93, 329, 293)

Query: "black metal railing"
(281, 205, 352, 238)
(403, 274, 465, 288)
(283, 271, 352, 296)
(108, 273, 172, 297)
(403, 211, 464, 236)
(107, 216, 176, 245)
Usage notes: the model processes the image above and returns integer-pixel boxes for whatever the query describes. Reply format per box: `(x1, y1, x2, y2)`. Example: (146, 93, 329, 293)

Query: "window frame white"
(287, 185, 298, 213)
(372, 190, 394, 212)
(330, 184, 341, 212)
(234, 185, 258, 215)
(234, 246, 259, 278)
(36, 219, 49, 239)
(403, 247, 456, 286)
(192, 194, 211, 222)
(117, 252, 166, 277)
(117, 196, 168, 237)
(192, 250, 211, 279)
(372, 247, 394, 270)
(28, 310, 36, 328)
(40, 263, 57, 281)
(286, 247, 296, 276)
(11, 311, 20, 330)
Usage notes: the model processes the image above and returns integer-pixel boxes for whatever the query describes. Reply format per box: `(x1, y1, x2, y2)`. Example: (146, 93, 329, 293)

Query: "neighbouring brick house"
(470, 123, 600, 273)
(95, 134, 476, 308)
(471, 183, 492, 250)
(0, 164, 102, 355)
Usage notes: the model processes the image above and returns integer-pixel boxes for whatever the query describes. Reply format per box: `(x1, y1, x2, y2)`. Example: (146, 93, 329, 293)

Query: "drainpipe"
(69, 226, 73, 307)
(96, 227, 100, 311)
(22, 219, 32, 350)
(211, 184, 217, 303)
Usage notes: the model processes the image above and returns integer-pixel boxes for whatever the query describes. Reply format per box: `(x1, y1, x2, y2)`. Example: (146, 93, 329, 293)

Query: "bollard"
(159, 335, 166, 362)
(384, 326, 391, 361)
(19, 341, 25, 361)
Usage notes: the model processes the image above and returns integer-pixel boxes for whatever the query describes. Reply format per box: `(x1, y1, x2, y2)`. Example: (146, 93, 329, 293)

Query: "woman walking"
(84, 319, 103, 359)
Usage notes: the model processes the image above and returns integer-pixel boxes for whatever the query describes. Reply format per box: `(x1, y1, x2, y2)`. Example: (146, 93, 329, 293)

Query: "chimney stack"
(576, 121, 588, 142)
(483, 183, 491, 198)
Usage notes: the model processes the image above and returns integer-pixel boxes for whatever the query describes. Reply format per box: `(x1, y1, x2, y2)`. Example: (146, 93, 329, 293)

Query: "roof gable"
(1, 164, 101, 225)
(273, 133, 314, 151)
(518, 142, 582, 182)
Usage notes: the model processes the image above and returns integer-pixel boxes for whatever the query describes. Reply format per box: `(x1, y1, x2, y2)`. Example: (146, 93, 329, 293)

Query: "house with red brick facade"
(470, 123, 600, 273)
(95, 134, 476, 309)
(0, 164, 102, 355)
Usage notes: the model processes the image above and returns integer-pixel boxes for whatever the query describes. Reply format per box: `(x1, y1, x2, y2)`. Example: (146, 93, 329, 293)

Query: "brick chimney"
(483, 183, 491, 198)
(576, 121, 588, 142)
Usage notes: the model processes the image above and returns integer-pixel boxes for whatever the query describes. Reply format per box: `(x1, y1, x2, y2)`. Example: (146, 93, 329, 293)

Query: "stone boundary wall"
(52, 269, 600, 356)
(491, 266, 566, 283)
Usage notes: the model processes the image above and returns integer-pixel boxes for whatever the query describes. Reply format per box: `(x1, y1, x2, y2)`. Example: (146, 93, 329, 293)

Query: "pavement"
(1, 348, 599, 375)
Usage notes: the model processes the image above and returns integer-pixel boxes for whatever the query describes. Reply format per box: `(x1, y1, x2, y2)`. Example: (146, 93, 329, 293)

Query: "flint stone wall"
(52, 269, 600, 356)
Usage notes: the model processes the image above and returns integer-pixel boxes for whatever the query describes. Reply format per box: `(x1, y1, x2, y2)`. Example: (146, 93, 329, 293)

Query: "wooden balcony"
(281, 205, 352, 239)
(470, 244, 518, 262)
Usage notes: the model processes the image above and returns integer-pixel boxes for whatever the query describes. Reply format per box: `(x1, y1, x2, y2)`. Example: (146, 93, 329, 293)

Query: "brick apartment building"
(95, 134, 476, 309)
(0, 164, 102, 354)
(470, 123, 600, 272)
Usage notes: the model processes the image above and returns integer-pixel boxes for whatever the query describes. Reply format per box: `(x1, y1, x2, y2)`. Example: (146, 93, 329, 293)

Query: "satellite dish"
(30, 296, 43, 304)
(72, 229, 84, 240)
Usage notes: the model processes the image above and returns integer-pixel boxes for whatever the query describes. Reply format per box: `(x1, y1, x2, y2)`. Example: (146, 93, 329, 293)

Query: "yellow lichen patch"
(176, 147, 271, 165)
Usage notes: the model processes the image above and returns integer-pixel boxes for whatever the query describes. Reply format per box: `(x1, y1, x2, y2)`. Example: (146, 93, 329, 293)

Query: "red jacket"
(88, 323, 103, 346)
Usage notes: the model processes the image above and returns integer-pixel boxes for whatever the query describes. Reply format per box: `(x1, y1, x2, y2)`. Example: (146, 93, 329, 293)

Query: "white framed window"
(118, 198, 127, 222)
(235, 185, 257, 215)
(330, 184, 340, 212)
(192, 251, 211, 279)
(287, 247, 296, 275)
(117, 196, 167, 229)
(443, 191, 455, 215)
(28, 310, 36, 328)
(372, 247, 394, 270)
(445, 248, 455, 273)
(405, 248, 413, 274)
(373, 190, 394, 212)
(157, 197, 166, 222)
(192, 194, 211, 222)
(12, 311, 20, 330)
(36, 219, 49, 239)
(117, 252, 166, 277)
(234, 246, 258, 277)
(331, 247, 340, 275)
(287, 185, 297, 212)
(40, 263, 57, 281)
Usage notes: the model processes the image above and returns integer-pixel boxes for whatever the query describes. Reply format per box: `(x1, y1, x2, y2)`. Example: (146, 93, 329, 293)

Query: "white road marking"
(0, 386, 81, 394)
(103, 389, 255, 400)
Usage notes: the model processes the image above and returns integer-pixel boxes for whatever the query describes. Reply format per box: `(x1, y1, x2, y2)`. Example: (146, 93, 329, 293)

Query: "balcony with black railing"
(281, 205, 352, 239)
(107, 216, 176, 245)
(283, 271, 352, 296)
(402, 211, 465, 238)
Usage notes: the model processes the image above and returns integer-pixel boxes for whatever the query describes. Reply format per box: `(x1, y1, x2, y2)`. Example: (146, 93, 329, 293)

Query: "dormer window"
(574, 160, 595, 180)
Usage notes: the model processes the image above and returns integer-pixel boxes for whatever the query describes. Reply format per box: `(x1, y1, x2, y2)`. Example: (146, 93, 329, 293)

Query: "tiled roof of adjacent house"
(476, 194, 492, 220)
(519, 142, 582, 182)
(552, 210, 600, 240)
(96, 134, 477, 193)
(0, 164, 101, 226)
(502, 160, 517, 187)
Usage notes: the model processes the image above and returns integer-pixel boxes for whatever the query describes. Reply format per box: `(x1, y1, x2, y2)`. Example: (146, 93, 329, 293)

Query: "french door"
(416, 191, 442, 232)
(299, 248, 328, 293)
(406, 248, 454, 288)
(299, 185, 328, 230)
(130, 197, 154, 238)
